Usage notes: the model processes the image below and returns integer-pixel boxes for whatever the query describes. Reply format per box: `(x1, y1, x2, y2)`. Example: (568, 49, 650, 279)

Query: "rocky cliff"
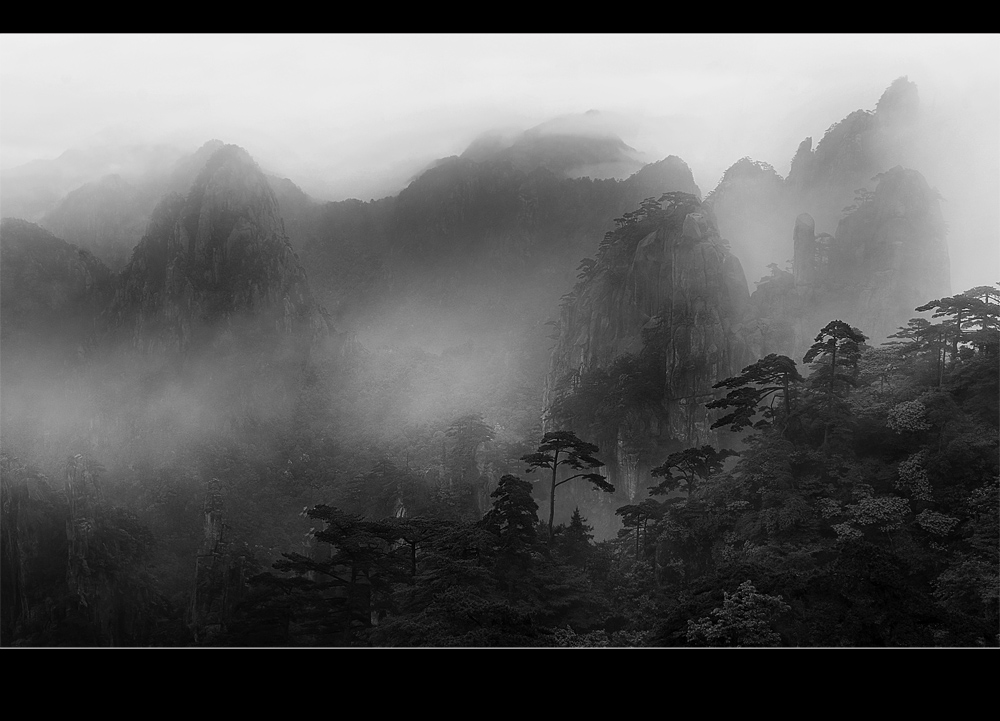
(544, 193, 755, 507)
(742, 166, 950, 360)
(300, 147, 702, 335)
(107, 143, 327, 355)
(704, 158, 790, 293)
(708, 76, 927, 289)
(3, 145, 335, 469)
(540, 81, 950, 533)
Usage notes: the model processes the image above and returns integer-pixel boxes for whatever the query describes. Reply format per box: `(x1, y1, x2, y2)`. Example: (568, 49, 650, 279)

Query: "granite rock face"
(811, 166, 949, 344)
(3, 146, 334, 467)
(108, 144, 326, 355)
(704, 157, 790, 292)
(709, 77, 927, 289)
(541, 83, 950, 522)
(545, 194, 755, 502)
(747, 165, 950, 359)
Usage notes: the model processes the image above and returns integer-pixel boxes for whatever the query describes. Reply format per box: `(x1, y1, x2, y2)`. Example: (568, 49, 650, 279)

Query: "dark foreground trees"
(4, 285, 995, 647)
(707, 354, 803, 433)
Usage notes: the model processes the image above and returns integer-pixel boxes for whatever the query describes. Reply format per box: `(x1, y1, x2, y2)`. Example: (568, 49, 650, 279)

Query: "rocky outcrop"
(747, 166, 951, 359)
(704, 158, 790, 291)
(545, 194, 755, 505)
(540, 119, 949, 529)
(709, 77, 928, 289)
(299, 143, 702, 348)
(108, 143, 327, 355)
(3, 147, 335, 471)
(811, 166, 950, 344)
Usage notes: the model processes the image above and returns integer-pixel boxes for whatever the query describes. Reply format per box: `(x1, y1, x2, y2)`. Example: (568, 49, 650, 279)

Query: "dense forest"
(2, 282, 996, 646)
(1, 77, 997, 647)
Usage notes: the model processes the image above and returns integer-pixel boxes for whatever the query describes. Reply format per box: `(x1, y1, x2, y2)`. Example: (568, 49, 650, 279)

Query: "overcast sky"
(1, 33, 997, 289)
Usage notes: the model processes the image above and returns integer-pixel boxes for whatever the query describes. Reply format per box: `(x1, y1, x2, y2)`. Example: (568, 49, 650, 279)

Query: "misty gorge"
(1, 68, 997, 647)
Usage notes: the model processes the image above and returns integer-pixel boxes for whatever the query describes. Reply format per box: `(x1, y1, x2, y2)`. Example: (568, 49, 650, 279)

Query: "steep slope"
(31, 138, 314, 274)
(704, 158, 789, 292)
(544, 193, 755, 516)
(0, 143, 186, 222)
(1, 144, 333, 472)
(300, 150, 701, 334)
(40, 174, 156, 271)
(745, 165, 950, 359)
(0, 218, 113, 350)
(0, 219, 115, 465)
(832, 166, 949, 342)
(107, 143, 326, 355)
(460, 111, 646, 179)
(707, 76, 928, 289)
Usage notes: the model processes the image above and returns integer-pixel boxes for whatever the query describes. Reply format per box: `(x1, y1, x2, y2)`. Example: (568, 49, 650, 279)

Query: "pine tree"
(650, 445, 737, 498)
(803, 320, 868, 446)
(482, 474, 538, 554)
(707, 354, 803, 432)
(521, 431, 613, 542)
(557, 508, 594, 568)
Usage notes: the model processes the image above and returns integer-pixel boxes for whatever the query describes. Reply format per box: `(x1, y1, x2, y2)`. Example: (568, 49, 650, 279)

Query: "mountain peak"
(458, 112, 643, 179)
(109, 143, 322, 352)
(875, 76, 919, 125)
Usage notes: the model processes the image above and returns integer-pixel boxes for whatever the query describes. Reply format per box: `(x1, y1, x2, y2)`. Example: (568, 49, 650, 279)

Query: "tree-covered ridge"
(0, 78, 993, 647)
(2, 254, 995, 647)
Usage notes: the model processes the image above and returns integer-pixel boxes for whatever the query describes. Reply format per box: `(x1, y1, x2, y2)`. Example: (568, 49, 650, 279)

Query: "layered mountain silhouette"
(0, 79, 953, 534)
(0, 142, 186, 223)
(0, 144, 331, 469)
(0, 218, 112, 352)
(708, 76, 928, 289)
(542, 79, 951, 526)
(459, 112, 646, 179)
(107, 143, 326, 355)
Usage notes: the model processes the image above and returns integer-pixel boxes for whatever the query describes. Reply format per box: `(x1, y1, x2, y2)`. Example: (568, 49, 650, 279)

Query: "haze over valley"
(1, 34, 997, 647)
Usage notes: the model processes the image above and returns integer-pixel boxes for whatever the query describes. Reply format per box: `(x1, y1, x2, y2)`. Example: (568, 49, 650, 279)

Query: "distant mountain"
(545, 192, 754, 505)
(540, 78, 953, 534)
(459, 112, 646, 180)
(3, 138, 316, 274)
(707, 76, 929, 289)
(748, 165, 950, 356)
(249, 133, 704, 449)
(40, 174, 155, 271)
(0, 218, 112, 350)
(1, 144, 333, 471)
(0, 219, 116, 464)
(0, 142, 186, 222)
(107, 143, 327, 355)
(291, 149, 700, 337)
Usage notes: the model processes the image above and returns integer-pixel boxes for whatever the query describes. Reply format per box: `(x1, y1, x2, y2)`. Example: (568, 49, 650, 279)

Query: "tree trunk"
(548, 450, 560, 542)
(953, 312, 962, 362)
(828, 343, 837, 410)
(549, 472, 557, 543)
